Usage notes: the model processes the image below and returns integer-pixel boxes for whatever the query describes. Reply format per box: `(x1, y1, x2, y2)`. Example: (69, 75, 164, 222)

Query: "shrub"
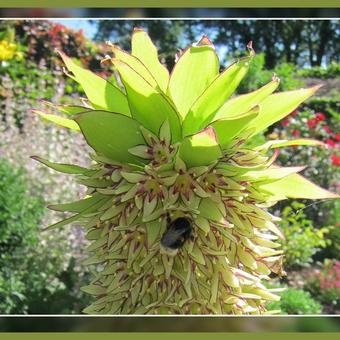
(267, 288, 322, 315)
(0, 160, 43, 313)
(0, 160, 89, 314)
(0, 21, 95, 314)
(0, 160, 42, 258)
(0, 21, 114, 128)
(278, 201, 331, 269)
(305, 260, 340, 310)
(298, 62, 340, 79)
(322, 223, 340, 260)
(303, 97, 340, 118)
(237, 53, 303, 94)
(3, 20, 103, 70)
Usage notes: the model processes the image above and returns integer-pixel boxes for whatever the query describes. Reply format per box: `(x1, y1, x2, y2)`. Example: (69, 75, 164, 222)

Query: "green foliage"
(268, 288, 322, 314)
(236, 53, 303, 94)
(0, 21, 98, 314)
(0, 160, 43, 313)
(0, 160, 89, 314)
(323, 221, 340, 260)
(278, 201, 331, 269)
(0, 160, 42, 256)
(273, 62, 305, 91)
(304, 97, 340, 118)
(244, 131, 267, 148)
(25, 258, 92, 314)
(298, 63, 340, 79)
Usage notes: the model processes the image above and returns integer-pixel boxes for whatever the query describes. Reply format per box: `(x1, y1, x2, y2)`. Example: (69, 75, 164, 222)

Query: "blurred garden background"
(0, 19, 339, 316)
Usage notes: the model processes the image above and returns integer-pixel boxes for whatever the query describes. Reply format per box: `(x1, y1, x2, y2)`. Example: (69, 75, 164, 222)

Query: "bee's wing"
(161, 227, 184, 244)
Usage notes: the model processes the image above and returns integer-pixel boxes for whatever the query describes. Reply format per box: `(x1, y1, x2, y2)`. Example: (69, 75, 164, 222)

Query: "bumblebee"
(160, 216, 193, 255)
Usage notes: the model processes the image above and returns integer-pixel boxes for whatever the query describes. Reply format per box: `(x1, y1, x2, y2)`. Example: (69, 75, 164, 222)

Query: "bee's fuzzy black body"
(160, 217, 193, 251)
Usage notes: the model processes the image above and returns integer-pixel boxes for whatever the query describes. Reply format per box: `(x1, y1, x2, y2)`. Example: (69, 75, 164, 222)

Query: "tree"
(93, 20, 339, 69)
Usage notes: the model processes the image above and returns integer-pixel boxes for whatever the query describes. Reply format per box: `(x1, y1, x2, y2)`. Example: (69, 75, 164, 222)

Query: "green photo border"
(0, 1, 338, 337)
(0, 333, 340, 339)
(0, 0, 339, 8)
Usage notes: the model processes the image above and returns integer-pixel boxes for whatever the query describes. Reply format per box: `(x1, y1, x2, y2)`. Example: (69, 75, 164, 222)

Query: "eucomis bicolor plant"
(32, 29, 338, 315)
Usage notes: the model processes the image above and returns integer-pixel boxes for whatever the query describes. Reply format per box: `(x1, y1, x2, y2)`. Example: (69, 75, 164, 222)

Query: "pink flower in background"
(318, 260, 340, 291)
(323, 125, 333, 134)
(326, 139, 336, 148)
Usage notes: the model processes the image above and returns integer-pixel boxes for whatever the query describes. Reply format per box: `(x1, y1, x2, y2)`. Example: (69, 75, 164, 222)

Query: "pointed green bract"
(242, 166, 306, 183)
(215, 78, 280, 120)
(183, 56, 252, 136)
(74, 110, 145, 165)
(199, 198, 226, 223)
(131, 28, 169, 92)
(39, 101, 90, 116)
(179, 127, 222, 168)
(260, 173, 339, 200)
(249, 85, 321, 136)
(112, 45, 158, 88)
(57, 105, 93, 115)
(59, 51, 131, 116)
(33, 109, 80, 131)
(48, 195, 104, 212)
(31, 156, 90, 174)
(168, 45, 219, 119)
(112, 59, 182, 142)
(212, 107, 259, 148)
(257, 139, 325, 150)
(44, 197, 109, 231)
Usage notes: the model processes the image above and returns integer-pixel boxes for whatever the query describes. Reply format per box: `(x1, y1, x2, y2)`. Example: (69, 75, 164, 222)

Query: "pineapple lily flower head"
(32, 29, 338, 315)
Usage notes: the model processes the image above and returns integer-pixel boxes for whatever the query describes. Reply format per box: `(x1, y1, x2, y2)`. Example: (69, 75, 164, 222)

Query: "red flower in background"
(307, 118, 318, 128)
(335, 134, 340, 142)
(291, 129, 301, 137)
(289, 109, 299, 117)
(49, 24, 65, 39)
(281, 119, 289, 127)
(331, 154, 340, 166)
(326, 139, 336, 148)
(315, 112, 326, 121)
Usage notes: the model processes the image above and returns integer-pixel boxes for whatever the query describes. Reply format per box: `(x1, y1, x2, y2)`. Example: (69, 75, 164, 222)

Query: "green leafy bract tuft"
(168, 43, 219, 120)
(59, 51, 131, 115)
(74, 110, 146, 165)
(179, 126, 222, 167)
